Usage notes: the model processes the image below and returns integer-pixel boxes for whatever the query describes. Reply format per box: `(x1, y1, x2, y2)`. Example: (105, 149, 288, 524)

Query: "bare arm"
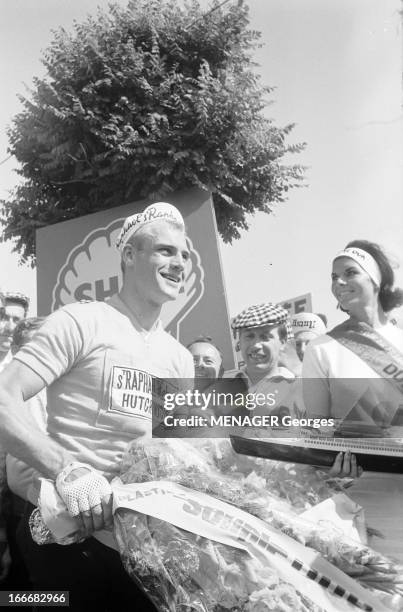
(0, 309, 113, 533)
(0, 360, 73, 480)
(0, 450, 11, 582)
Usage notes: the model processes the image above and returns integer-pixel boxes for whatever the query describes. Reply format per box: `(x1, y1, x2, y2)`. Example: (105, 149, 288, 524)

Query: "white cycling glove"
(55, 462, 112, 517)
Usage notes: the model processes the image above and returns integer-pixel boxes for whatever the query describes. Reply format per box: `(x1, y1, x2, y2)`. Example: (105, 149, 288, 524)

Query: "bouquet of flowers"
(206, 439, 403, 592)
(114, 509, 320, 612)
(30, 437, 402, 611)
(112, 438, 401, 611)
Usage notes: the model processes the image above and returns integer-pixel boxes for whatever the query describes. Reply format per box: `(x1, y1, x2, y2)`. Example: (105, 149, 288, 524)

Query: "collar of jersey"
(107, 295, 162, 335)
(238, 365, 296, 386)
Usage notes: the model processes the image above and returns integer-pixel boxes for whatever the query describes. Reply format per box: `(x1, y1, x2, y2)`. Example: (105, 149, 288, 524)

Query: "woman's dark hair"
(345, 240, 403, 312)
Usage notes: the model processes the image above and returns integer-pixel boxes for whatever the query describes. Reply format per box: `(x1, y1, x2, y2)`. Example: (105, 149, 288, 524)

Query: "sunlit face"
(0, 302, 26, 354)
(239, 324, 285, 381)
(331, 257, 378, 313)
(189, 342, 222, 379)
(295, 331, 315, 362)
(125, 221, 190, 307)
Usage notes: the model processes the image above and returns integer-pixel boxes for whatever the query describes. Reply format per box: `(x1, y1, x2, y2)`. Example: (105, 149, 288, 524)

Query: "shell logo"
(52, 218, 205, 338)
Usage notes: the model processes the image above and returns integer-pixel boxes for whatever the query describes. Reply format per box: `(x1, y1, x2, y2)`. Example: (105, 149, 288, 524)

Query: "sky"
(0, 0, 402, 327)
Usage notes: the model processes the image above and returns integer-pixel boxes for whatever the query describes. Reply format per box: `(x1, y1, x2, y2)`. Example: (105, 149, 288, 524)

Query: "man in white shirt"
(230, 303, 303, 431)
(291, 312, 327, 363)
(0, 202, 194, 610)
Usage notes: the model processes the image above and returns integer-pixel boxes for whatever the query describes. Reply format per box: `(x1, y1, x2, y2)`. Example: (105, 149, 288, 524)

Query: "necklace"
(117, 294, 160, 335)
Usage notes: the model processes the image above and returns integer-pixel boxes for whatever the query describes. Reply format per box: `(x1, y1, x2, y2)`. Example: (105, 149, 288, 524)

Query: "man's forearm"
(0, 447, 7, 523)
(0, 393, 73, 480)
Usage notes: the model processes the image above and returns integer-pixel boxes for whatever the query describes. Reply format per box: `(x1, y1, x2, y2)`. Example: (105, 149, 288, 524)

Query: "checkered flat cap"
(232, 303, 293, 340)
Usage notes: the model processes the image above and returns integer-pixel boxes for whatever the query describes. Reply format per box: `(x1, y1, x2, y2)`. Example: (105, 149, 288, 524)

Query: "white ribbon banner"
(112, 479, 387, 612)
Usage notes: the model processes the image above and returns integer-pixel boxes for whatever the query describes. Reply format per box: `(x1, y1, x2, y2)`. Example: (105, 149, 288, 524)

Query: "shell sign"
(37, 188, 235, 369)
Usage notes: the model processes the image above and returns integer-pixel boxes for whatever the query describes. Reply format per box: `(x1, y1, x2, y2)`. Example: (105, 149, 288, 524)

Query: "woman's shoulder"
(302, 331, 343, 376)
(306, 331, 336, 351)
(379, 322, 403, 352)
(308, 319, 353, 351)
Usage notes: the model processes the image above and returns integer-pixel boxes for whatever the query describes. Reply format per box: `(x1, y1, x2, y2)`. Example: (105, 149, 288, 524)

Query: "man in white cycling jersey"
(0, 202, 194, 610)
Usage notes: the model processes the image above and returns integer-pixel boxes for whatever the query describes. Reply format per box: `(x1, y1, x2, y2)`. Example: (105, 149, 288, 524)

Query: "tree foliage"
(1, 0, 305, 265)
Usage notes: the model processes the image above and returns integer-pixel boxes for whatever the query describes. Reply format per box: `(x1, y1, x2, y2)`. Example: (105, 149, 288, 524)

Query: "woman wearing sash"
(302, 239, 403, 559)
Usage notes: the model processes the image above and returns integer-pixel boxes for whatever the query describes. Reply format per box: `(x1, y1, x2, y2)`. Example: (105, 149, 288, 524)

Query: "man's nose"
(299, 341, 308, 353)
(250, 340, 262, 349)
(171, 253, 185, 271)
(4, 319, 16, 334)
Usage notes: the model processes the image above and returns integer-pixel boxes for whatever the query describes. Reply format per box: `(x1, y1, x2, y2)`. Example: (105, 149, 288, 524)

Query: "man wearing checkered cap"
(232, 303, 294, 384)
(231, 303, 305, 428)
(0, 202, 194, 610)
